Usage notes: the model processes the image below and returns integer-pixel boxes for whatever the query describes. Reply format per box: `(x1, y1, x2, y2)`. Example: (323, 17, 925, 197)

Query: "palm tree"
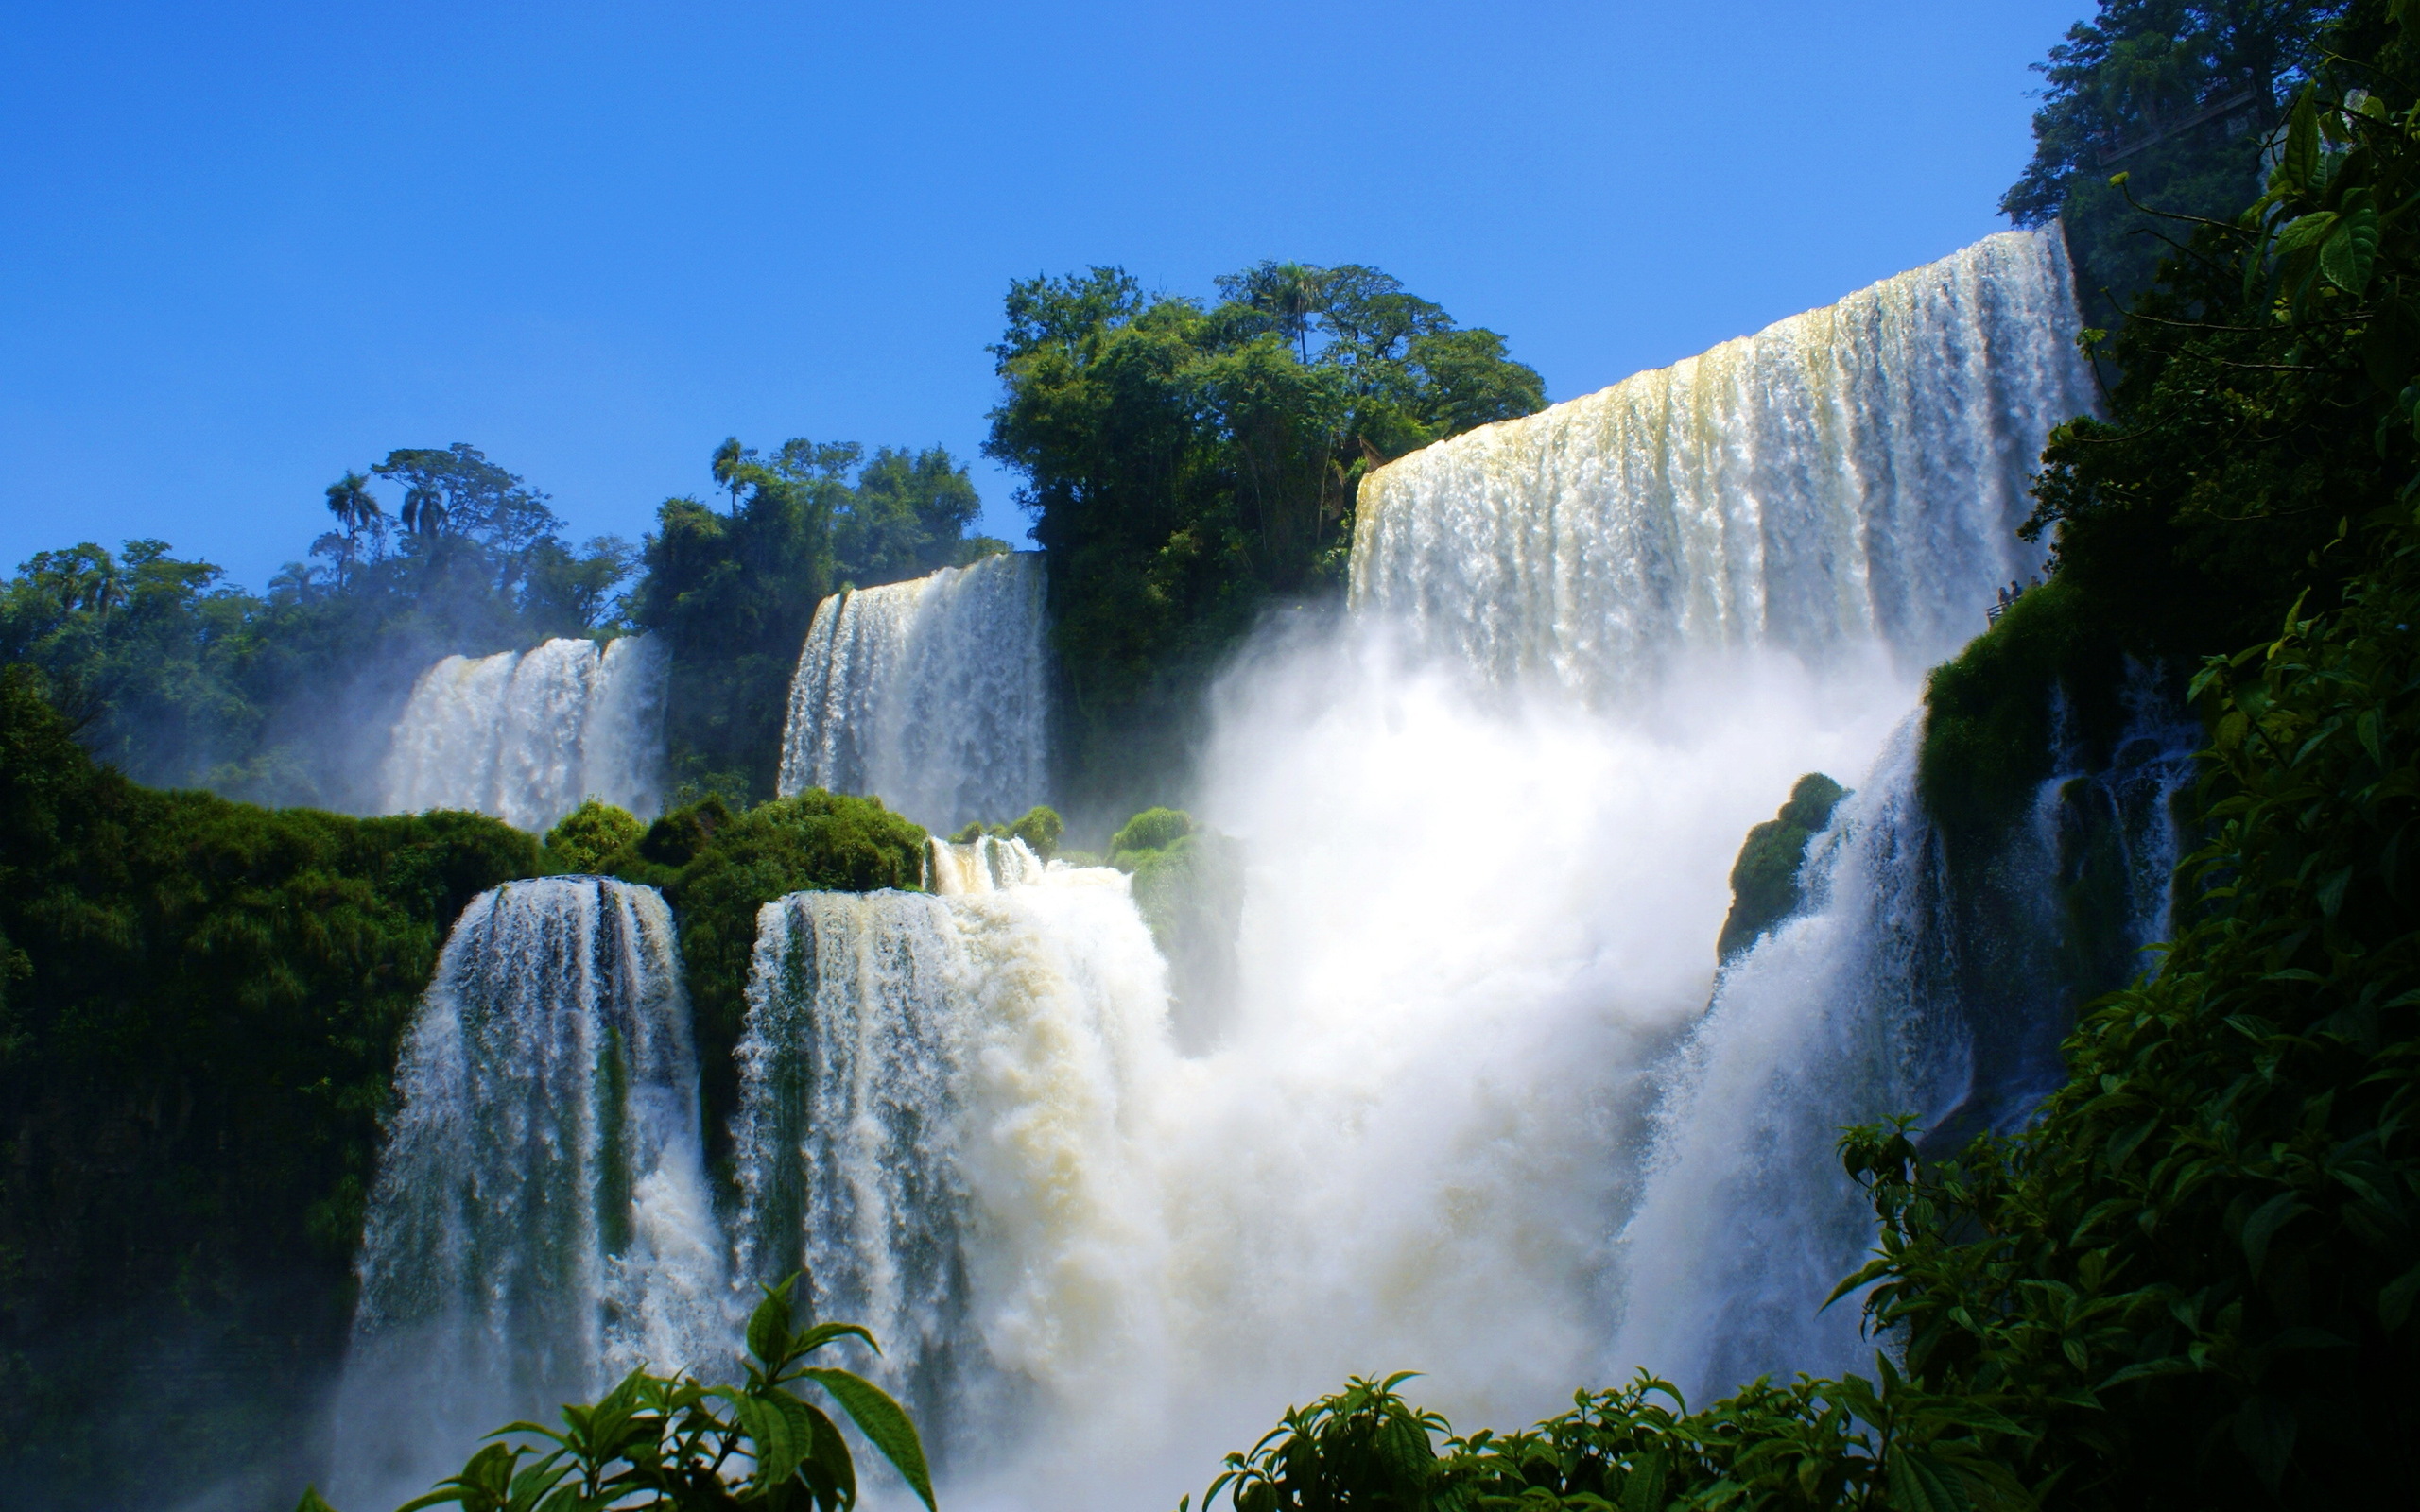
(322, 471, 385, 580)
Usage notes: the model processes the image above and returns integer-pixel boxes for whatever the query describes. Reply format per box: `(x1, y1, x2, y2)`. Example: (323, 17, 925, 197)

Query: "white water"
(379, 635, 667, 833)
(325, 877, 725, 1508)
(1352, 229, 2099, 698)
(343, 229, 2138, 1510)
(709, 229, 2121, 1508)
(731, 843, 1174, 1464)
(777, 553, 1050, 831)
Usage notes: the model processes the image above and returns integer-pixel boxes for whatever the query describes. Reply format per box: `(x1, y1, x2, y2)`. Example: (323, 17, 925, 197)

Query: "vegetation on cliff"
(985, 262, 1546, 816)
(1717, 773, 1849, 963)
(0, 668, 539, 1510)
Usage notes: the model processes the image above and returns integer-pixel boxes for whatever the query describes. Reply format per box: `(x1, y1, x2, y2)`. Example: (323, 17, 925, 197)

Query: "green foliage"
(987, 262, 1544, 816)
(950, 804, 1066, 859)
(544, 800, 644, 874)
(2002, 2, 2346, 322)
(614, 790, 927, 1171)
(1717, 774, 1847, 963)
(0, 442, 637, 807)
(629, 439, 1003, 805)
(0, 667, 541, 1507)
(319, 1274, 934, 1512)
(1195, 1365, 2034, 1512)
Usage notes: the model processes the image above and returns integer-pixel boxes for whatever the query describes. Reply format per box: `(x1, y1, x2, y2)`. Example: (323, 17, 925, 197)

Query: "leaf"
(2381, 1261, 2420, 1329)
(296, 1491, 342, 1512)
(1888, 1448, 1975, 1512)
(802, 1399, 858, 1510)
(803, 1366, 937, 1511)
(748, 1277, 798, 1367)
(2241, 1191, 2311, 1276)
(2322, 192, 2380, 292)
(2232, 1395, 2298, 1493)
(2315, 866, 2352, 917)
(2281, 90, 2320, 193)
(792, 1320, 879, 1359)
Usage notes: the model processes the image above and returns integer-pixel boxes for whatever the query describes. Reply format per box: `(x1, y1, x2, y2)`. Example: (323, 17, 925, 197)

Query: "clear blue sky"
(1, 1, 2084, 590)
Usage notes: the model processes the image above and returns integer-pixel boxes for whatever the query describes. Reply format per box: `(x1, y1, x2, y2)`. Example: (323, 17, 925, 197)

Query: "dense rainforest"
(5, 0, 2415, 1508)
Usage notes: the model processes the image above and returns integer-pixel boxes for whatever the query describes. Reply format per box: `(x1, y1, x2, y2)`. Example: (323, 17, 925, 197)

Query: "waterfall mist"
(379, 634, 667, 833)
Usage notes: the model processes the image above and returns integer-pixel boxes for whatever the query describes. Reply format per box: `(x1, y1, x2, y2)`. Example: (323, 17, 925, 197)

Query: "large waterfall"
(325, 876, 725, 1507)
(1351, 229, 2099, 697)
(379, 634, 667, 833)
(335, 228, 2164, 1512)
(777, 553, 1050, 831)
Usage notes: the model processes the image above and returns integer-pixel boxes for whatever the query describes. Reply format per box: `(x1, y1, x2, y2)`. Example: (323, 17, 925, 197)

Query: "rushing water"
(339, 228, 2163, 1511)
(777, 554, 1050, 831)
(325, 877, 725, 1508)
(730, 841, 1173, 1469)
(379, 635, 667, 833)
(1351, 228, 2099, 698)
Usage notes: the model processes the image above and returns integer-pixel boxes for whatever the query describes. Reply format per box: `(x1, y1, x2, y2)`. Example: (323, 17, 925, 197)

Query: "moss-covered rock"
(1717, 773, 1847, 962)
(1106, 807, 1243, 1049)
(949, 804, 1065, 859)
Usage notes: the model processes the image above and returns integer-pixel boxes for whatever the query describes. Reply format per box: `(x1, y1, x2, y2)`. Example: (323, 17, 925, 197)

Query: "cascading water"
(325, 876, 725, 1508)
(345, 228, 2144, 1510)
(1351, 228, 2100, 697)
(776, 553, 1050, 831)
(729, 840, 1173, 1469)
(379, 634, 667, 833)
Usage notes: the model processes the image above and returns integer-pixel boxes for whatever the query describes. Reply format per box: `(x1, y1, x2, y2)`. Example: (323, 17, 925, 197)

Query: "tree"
(2002, 1, 2349, 319)
(985, 258, 1544, 812)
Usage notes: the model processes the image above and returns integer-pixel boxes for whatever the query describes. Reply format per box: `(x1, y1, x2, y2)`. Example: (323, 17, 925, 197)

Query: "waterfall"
(776, 553, 1050, 832)
(325, 876, 725, 1507)
(379, 634, 667, 833)
(1611, 675, 2199, 1400)
(665, 230, 2137, 1509)
(1350, 228, 2099, 698)
(728, 843, 1172, 1463)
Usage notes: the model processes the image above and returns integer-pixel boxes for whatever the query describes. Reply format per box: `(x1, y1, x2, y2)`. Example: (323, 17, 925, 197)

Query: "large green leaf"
(803, 1366, 937, 1511)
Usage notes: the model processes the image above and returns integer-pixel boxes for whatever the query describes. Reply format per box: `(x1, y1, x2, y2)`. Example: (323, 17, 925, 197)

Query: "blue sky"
(2, 1, 2083, 590)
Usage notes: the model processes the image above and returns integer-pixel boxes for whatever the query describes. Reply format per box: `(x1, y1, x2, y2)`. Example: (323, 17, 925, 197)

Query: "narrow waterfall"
(776, 553, 1050, 832)
(1350, 228, 2099, 698)
(729, 841, 1172, 1462)
(325, 876, 725, 1507)
(379, 634, 667, 833)
(1611, 679, 2199, 1400)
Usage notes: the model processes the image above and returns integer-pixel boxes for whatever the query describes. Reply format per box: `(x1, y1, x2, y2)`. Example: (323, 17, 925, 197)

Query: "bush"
(1716, 773, 1846, 962)
(544, 799, 644, 874)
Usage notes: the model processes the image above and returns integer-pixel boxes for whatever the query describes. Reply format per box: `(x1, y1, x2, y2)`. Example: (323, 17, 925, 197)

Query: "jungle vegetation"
(0, 667, 541, 1511)
(984, 260, 1547, 817)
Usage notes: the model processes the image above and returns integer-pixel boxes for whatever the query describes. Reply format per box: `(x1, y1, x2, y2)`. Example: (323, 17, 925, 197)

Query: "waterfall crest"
(1350, 228, 2098, 697)
(729, 855, 1173, 1461)
(776, 553, 1050, 831)
(326, 876, 724, 1506)
(379, 635, 667, 832)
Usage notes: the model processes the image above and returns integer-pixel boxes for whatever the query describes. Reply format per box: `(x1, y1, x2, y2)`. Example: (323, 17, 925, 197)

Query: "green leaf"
(1888, 1448, 1975, 1512)
(296, 1491, 343, 1512)
(803, 1366, 937, 1511)
(2322, 192, 2380, 292)
(2281, 90, 2320, 192)
(2381, 1261, 2420, 1329)
(802, 1399, 858, 1509)
(2232, 1395, 2298, 1493)
(748, 1277, 798, 1367)
(2242, 1191, 2311, 1276)
(792, 1320, 879, 1359)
